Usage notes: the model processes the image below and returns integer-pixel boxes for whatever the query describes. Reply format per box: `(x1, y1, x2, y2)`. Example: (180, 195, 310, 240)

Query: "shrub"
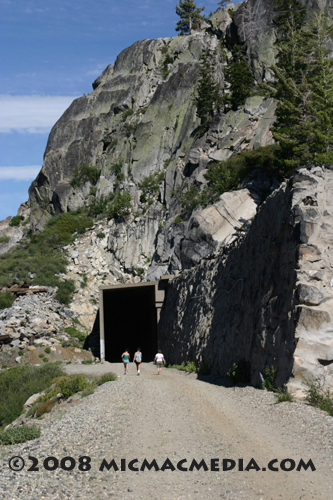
(108, 192, 132, 220)
(136, 267, 144, 276)
(9, 215, 23, 227)
(71, 163, 100, 188)
(58, 374, 89, 398)
(18, 350, 24, 357)
(64, 326, 87, 344)
(0, 424, 40, 445)
(0, 363, 64, 429)
(175, 215, 183, 224)
(82, 359, 93, 365)
(97, 373, 117, 385)
(0, 292, 15, 310)
(90, 187, 97, 196)
(262, 366, 277, 392)
(81, 386, 95, 398)
(42, 357, 49, 363)
(97, 232, 105, 239)
(87, 195, 109, 218)
(139, 172, 164, 203)
(275, 389, 294, 403)
(55, 280, 76, 306)
(167, 361, 197, 373)
(39, 353, 45, 358)
(162, 52, 173, 78)
(35, 398, 56, 417)
(304, 378, 333, 416)
(122, 109, 134, 121)
(0, 235, 10, 243)
(227, 358, 251, 384)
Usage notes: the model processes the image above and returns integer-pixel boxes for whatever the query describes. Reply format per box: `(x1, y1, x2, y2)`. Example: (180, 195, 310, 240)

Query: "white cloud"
(0, 166, 41, 180)
(0, 95, 78, 133)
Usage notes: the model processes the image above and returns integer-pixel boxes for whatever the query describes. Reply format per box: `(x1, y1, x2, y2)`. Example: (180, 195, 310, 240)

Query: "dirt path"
(1, 362, 333, 500)
(103, 363, 332, 500)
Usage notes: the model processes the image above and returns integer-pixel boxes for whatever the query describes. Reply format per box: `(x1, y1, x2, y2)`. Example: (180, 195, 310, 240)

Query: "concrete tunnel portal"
(99, 278, 172, 363)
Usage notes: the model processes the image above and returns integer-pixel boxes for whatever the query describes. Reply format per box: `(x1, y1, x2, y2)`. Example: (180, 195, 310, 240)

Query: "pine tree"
(302, 13, 333, 163)
(271, 0, 333, 170)
(196, 48, 224, 123)
(224, 45, 253, 110)
(175, 0, 205, 35)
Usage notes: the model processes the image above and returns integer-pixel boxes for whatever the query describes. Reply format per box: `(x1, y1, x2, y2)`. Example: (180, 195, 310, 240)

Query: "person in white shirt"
(154, 349, 166, 374)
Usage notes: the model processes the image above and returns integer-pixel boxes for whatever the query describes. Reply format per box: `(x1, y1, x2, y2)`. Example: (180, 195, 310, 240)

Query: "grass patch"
(97, 373, 117, 385)
(0, 424, 40, 445)
(82, 359, 93, 365)
(0, 211, 93, 305)
(0, 292, 15, 310)
(275, 389, 295, 403)
(64, 326, 87, 346)
(167, 361, 210, 375)
(0, 362, 64, 429)
(304, 378, 333, 416)
(0, 235, 10, 243)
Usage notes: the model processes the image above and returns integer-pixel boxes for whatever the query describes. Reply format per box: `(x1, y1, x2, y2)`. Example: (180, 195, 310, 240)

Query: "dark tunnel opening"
(102, 285, 157, 362)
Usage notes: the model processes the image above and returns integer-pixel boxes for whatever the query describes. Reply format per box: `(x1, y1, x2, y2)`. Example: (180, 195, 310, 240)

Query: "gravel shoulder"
(1, 362, 332, 500)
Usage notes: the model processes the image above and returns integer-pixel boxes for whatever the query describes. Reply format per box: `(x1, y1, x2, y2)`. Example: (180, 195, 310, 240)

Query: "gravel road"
(1, 362, 332, 499)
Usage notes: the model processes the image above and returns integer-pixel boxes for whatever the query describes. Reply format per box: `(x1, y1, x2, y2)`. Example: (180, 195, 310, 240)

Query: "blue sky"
(0, 0, 239, 221)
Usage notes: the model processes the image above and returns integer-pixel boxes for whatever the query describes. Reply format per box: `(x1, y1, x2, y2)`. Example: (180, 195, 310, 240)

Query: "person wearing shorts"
(133, 347, 142, 376)
(121, 349, 130, 374)
(154, 349, 165, 374)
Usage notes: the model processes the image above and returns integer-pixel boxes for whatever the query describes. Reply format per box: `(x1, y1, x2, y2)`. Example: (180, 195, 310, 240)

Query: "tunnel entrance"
(99, 278, 172, 362)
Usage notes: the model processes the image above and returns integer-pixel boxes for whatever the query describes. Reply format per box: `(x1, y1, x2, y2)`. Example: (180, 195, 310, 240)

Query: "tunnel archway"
(100, 282, 169, 363)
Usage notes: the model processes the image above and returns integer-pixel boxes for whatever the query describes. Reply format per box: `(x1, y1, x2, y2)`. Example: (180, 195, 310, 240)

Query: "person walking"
(154, 349, 165, 374)
(133, 347, 142, 375)
(121, 349, 130, 375)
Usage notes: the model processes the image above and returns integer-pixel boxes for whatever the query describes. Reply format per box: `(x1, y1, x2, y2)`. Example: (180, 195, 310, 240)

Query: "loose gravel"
(1, 362, 332, 500)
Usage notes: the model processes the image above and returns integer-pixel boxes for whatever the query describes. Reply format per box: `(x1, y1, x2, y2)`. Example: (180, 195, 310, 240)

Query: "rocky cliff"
(1, 0, 332, 392)
(159, 165, 333, 395)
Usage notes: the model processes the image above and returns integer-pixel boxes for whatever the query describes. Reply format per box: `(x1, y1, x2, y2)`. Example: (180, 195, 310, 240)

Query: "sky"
(0, 0, 239, 221)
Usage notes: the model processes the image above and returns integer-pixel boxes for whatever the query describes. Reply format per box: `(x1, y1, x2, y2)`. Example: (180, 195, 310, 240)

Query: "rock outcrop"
(159, 165, 333, 396)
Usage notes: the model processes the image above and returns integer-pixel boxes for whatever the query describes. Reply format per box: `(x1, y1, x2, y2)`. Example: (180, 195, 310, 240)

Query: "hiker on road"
(133, 347, 142, 376)
(154, 349, 165, 374)
(121, 349, 130, 375)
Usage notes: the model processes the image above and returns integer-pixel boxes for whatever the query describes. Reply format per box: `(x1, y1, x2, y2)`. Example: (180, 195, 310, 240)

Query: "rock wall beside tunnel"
(159, 165, 333, 395)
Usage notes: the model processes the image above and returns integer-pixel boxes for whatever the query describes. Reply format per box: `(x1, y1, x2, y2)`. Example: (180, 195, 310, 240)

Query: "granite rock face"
(159, 166, 333, 395)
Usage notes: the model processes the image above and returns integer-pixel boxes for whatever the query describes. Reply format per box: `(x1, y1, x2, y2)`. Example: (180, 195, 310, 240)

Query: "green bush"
(122, 108, 134, 121)
(0, 363, 64, 429)
(275, 389, 294, 403)
(97, 373, 117, 385)
(71, 163, 100, 188)
(42, 357, 49, 363)
(227, 358, 251, 384)
(9, 215, 23, 227)
(108, 192, 132, 219)
(0, 211, 92, 302)
(58, 374, 88, 398)
(97, 232, 105, 238)
(0, 235, 10, 243)
(167, 361, 197, 373)
(82, 359, 93, 365)
(18, 350, 24, 357)
(0, 424, 40, 445)
(64, 326, 87, 344)
(39, 353, 44, 358)
(175, 215, 184, 224)
(176, 145, 280, 214)
(35, 398, 56, 417)
(304, 378, 333, 416)
(139, 172, 164, 204)
(262, 366, 277, 392)
(81, 386, 95, 398)
(0, 292, 15, 310)
(55, 280, 76, 306)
